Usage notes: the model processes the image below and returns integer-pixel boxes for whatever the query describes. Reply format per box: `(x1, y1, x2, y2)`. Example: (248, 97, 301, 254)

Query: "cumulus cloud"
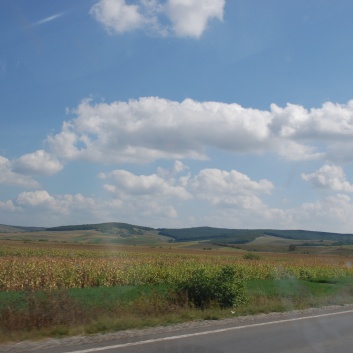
(47, 97, 353, 165)
(90, 0, 225, 38)
(165, 0, 225, 38)
(90, 0, 145, 34)
(16, 190, 54, 207)
(0, 165, 273, 227)
(288, 194, 353, 233)
(0, 200, 18, 212)
(276, 140, 324, 161)
(190, 168, 273, 208)
(0, 186, 182, 227)
(2, 190, 99, 226)
(99, 165, 191, 221)
(4, 164, 353, 232)
(12, 150, 63, 176)
(193, 193, 353, 233)
(157, 160, 188, 179)
(269, 101, 353, 140)
(0, 156, 40, 188)
(302, 164, 353, 192)
(98, 165, 275, 226)
(100, 169, 191, 199)
(47, 97, 273, 164)
(148, 165, 353, 232)
(6, 96, 353, 231)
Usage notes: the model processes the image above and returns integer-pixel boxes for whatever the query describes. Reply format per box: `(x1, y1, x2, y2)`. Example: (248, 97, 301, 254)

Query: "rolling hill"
(1, 222, 353, 248)
(0, 224, 44, 233)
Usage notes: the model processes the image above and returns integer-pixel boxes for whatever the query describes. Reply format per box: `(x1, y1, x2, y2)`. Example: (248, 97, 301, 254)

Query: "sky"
(2, 0, 353, 232)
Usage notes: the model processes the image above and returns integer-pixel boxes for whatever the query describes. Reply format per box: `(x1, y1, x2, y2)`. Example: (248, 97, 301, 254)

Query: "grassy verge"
(243, 277, 353, 314)
(1, 277, 353, 343)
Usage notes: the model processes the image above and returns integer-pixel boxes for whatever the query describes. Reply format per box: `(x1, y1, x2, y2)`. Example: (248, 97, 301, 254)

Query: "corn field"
(1, 243, 353, 291)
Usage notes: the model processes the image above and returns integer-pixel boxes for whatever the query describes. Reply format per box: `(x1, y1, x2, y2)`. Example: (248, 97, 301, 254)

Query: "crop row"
(1, 249, 352, 291)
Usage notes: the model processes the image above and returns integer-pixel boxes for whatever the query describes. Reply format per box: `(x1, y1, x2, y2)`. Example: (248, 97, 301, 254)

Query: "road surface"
(11, 307, 350, 353)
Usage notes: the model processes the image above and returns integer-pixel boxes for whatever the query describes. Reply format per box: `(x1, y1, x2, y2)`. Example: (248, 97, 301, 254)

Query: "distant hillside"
(158, 227, 262, 243)
(45, 222, 154, 235)
(0, 224, 44, 233)
(2, 222, 353, 246)
(158, 227, 353, 245)
(263, 230, 353, 244)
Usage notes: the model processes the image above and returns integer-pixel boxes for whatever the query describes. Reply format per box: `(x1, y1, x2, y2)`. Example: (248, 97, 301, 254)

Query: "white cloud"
(157, 160, 188, 178)
(276, 140, 324, 161)
(99, 166, 274, 226)
(47, 122, 82, 160)
(47, 97, 272, 164)
(191, 193, 353, 233)
(269, 101, 353, 140)
(190, 168, 273, 208)
(6, 96, 353, 231)
(0, 200, 18, 212)
(0, 186, 182, 227)
(302, 164, 353, 192)
(4, 165, 353, 232)
(3, 190, 99, 226)
(0, 156, 40, 188)
(166, 0, 225, 38)
(16, 190, 55, 207)
(12, 150, 63, 176)
(100, 168, 191, 199)
(326, 141, 353, 163)
(1, 165, 273, 227)
(15, 190, 98, 214)
(97, 164, 192, 224)
(47, 97, 353, 165)
(288, 194, 353, 233)
(90, 0, 225, 38)
(90, 0, 145, 34)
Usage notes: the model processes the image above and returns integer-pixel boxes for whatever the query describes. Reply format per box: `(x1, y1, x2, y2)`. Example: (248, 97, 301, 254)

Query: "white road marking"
(63, 309, 353, 353)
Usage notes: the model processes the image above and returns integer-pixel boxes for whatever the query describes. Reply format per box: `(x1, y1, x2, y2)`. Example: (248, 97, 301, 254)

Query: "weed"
(0, 290, 87, 333)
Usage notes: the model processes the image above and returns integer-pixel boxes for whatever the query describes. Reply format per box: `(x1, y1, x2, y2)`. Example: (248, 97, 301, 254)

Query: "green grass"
(1, 278, 353, 344)
(67, 284, 169, 309)
(244, 277, 353, 313)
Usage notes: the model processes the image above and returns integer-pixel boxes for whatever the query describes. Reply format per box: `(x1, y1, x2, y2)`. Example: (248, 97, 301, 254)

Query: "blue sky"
(2, 0, 353, 231)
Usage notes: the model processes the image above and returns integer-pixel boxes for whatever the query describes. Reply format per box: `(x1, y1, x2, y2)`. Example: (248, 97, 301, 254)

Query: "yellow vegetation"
(1, 242, 352, 291)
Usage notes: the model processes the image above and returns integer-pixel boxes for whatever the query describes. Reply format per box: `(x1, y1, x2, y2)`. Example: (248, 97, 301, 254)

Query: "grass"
(244, 277, 353, 313)
(1, 277, 353, 344)
(1, 241, 353, 343)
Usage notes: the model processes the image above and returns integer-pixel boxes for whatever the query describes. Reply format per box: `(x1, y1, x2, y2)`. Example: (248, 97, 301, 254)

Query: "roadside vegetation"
(1, 240, 353, 343)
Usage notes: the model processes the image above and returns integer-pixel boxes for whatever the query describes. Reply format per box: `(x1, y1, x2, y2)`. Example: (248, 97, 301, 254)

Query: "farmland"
(1, 241, 353, 292)
(1, 229, 353, 343)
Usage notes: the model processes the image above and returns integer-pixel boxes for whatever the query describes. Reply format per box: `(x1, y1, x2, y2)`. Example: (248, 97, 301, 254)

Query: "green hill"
(262, 229, 353, 243)
(158, 227, 262, 243)
(158, 227, 353, 245)
(2, 222, 353, 247)
(45, 222, 153, 234)
(0, 224, 44, 233)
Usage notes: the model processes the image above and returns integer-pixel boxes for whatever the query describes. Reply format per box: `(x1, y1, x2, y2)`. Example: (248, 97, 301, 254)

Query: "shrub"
(288, 244, 296, 251)
(243, 253, 261, 260)
(175, 266, 248, 309)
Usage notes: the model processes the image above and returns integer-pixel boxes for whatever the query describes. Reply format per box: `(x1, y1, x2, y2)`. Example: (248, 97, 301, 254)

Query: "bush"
(175, 266, 248, 309)
(243, 253, 261, 260)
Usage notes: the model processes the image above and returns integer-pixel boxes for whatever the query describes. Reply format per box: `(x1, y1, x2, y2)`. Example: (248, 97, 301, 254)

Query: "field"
(1, 240, 353, 291)
(1, 239, 353, 343)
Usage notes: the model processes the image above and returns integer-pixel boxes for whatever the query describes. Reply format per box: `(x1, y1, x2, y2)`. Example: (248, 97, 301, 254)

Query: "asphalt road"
(30, 308, 353, 353)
